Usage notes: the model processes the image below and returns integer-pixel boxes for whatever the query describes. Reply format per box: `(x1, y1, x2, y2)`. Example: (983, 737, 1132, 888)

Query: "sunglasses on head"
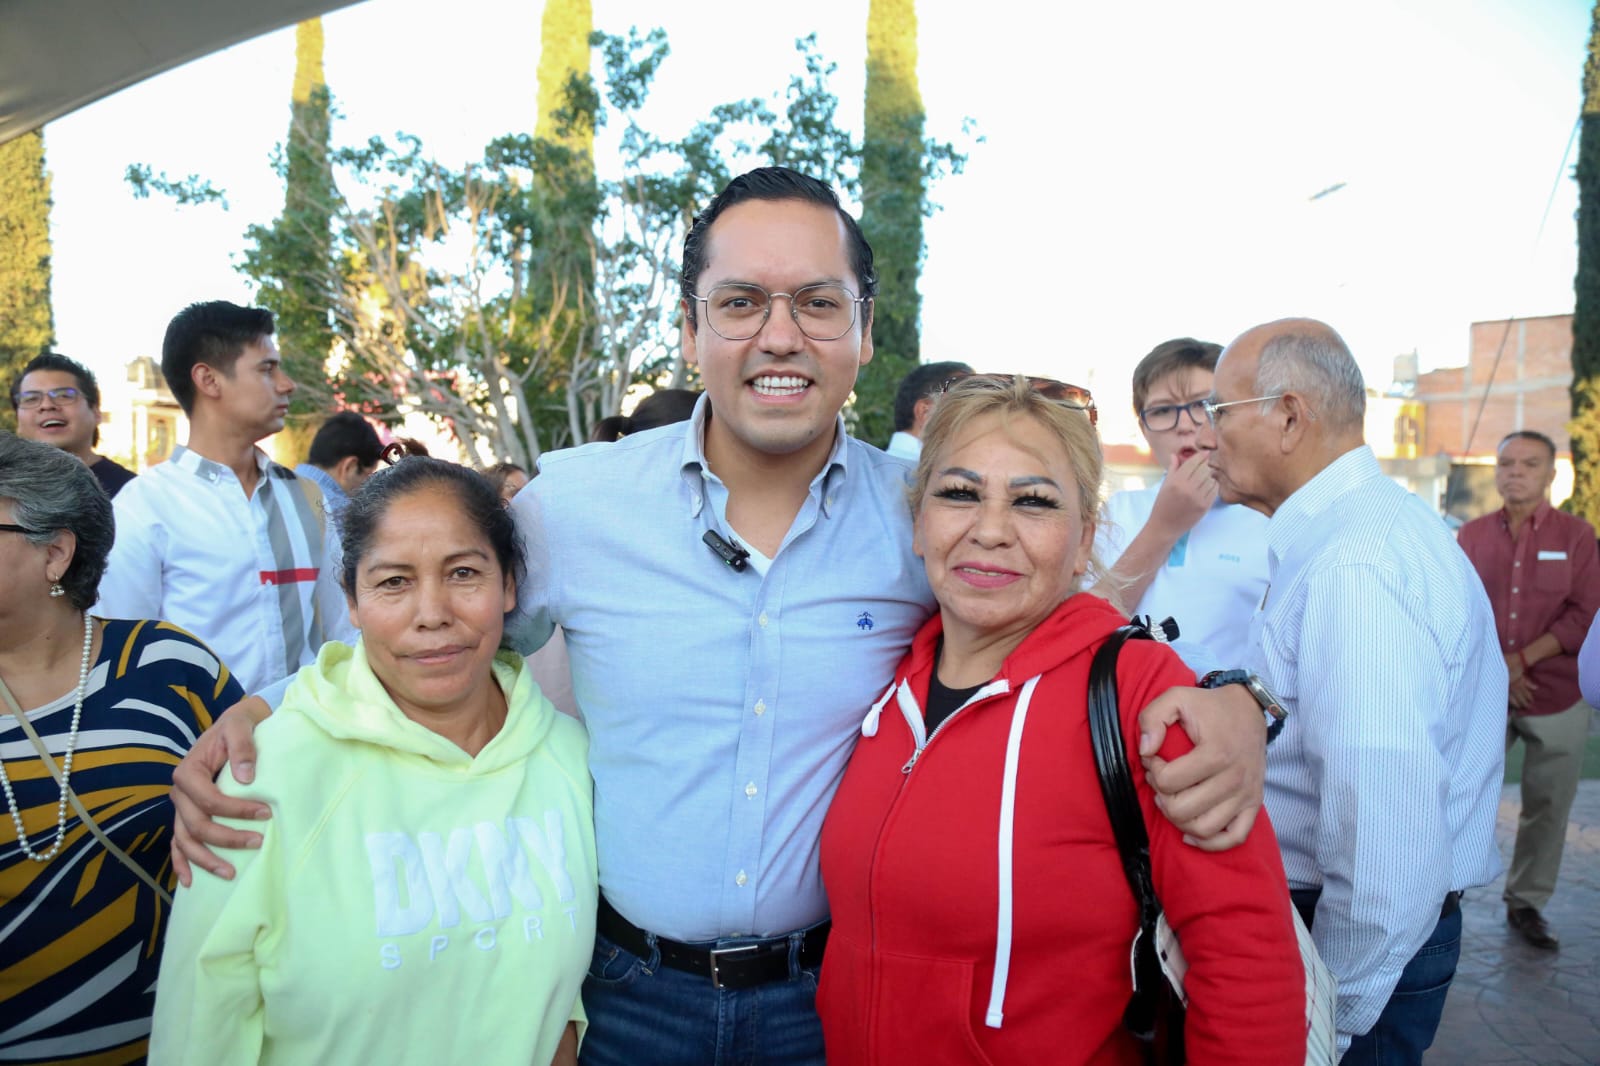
(942, 373, 1097, 426)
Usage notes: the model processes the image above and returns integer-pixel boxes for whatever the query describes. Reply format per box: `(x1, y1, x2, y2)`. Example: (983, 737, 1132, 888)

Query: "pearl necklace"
(0, 612, 95, 863)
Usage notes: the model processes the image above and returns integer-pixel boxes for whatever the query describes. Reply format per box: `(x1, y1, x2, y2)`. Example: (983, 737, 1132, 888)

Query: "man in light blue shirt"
(292, 410, 383, 520)
(1198, 318, 1505, 1064)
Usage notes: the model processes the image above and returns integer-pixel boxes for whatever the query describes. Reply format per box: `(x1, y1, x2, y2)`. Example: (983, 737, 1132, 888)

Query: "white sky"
(41, 0, 1593, 447)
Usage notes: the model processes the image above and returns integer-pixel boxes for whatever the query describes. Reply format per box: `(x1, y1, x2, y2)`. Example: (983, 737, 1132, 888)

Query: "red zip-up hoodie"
(818, 593, 1306, 1065)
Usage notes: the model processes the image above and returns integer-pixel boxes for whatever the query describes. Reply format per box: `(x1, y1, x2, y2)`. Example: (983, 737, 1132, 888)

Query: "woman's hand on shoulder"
(171, 695, 273, 886)
(1137, 684, 1265, 852)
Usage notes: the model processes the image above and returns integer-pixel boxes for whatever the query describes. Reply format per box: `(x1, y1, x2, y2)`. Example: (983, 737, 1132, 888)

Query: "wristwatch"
(1199, 669, 1288, 742)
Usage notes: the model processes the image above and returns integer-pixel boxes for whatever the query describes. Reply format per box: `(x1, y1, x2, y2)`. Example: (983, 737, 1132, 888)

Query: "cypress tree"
(263, 19, 336, 462)
(530, 0, 598, 435)
(0, 130, 55, 433)
(1572, 1, 1600, 524)
(858, 0, 925, 447)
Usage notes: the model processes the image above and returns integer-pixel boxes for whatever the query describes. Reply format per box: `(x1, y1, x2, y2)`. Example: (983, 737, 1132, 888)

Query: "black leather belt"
(596, 895, 828, 990)
(1290, 888, 1461, 930)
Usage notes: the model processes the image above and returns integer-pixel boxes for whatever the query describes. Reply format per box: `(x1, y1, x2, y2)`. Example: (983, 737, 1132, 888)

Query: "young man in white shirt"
(98, 301, 348, 692)
(1098, 338, 1269, 669)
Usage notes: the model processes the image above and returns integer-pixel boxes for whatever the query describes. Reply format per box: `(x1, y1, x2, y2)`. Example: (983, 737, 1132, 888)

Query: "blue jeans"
(1339, 907, 1463, 1066)
(578, 928, 826, 1066)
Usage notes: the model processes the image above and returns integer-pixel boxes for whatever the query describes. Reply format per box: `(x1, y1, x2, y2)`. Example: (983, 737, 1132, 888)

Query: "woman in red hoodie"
(818, 374, 1306, 1065)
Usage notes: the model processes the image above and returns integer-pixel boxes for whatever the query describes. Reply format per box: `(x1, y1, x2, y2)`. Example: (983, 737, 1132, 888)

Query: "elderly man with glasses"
(1197, 317, 1504, 1065)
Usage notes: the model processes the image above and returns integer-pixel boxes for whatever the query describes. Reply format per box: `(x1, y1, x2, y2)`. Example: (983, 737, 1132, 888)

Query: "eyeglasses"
(1200, 393, 1284, 425)
(691, 283, 867, 342)
(944, 373, 1097, 426)
(1139, 399, 1208, 432)
(0, 524, 36, 536)
(15, 387, 82, 409)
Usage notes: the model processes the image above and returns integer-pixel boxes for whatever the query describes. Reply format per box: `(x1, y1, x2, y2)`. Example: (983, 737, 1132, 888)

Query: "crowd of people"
(2, 164, 1597, 1066)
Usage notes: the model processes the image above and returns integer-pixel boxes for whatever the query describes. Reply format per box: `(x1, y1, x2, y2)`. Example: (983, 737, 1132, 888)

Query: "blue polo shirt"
(510, 399, 934, 941)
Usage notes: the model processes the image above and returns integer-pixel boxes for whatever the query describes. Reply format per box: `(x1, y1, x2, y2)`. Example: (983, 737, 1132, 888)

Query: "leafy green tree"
(0, 130, 55, 433)
(126, 28, 968, 463)
(858, 0, 926, 447)
(1573, 1, 1600, 526)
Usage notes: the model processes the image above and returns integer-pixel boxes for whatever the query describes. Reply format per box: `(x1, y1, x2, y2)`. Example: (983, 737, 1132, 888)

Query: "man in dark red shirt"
(1457, 430, 1599, 950)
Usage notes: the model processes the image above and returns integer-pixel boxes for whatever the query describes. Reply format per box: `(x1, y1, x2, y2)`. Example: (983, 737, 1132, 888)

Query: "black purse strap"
(1088, 620, 1173, 1044)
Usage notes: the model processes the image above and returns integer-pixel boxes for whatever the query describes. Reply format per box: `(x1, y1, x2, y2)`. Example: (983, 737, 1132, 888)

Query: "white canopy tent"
(0, 0, 366, 144)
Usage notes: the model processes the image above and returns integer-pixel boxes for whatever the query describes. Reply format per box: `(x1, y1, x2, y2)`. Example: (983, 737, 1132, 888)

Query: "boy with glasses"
(1096, 337, 1269, 669)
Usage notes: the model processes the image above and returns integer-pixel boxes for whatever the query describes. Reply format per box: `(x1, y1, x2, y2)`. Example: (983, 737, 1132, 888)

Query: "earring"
(49, 582, 65, 598)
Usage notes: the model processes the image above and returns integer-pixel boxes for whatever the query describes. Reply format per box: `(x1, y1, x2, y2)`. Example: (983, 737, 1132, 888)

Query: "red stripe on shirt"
(259, 568, 320, 586)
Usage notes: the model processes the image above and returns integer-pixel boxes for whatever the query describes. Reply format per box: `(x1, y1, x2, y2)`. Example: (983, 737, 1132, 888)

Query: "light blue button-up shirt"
(510, 399, 934, 941)
(1247, 446, 1504, 1049)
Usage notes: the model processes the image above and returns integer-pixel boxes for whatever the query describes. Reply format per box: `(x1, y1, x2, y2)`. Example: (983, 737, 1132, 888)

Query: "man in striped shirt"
(98, 301, 347, 693)
(1198, 318, 1505, 1065)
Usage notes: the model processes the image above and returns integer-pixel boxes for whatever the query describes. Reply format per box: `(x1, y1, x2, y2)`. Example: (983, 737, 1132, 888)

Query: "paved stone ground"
(1429, 779, 1600, 1064)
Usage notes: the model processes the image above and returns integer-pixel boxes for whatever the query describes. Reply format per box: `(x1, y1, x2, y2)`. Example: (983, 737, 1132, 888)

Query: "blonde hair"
(910, 374, 1110, 591)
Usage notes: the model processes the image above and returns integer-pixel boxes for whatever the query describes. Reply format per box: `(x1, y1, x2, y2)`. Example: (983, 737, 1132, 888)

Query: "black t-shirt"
(91, 456, 136, 499)
(924, 661, 985, 735)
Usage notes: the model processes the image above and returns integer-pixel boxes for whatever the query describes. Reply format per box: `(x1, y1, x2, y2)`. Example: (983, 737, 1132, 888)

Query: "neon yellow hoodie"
(151, 639, 596, 1065)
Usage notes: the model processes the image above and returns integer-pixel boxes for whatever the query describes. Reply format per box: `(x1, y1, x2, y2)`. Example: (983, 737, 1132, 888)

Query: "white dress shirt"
(1247, 446, 1505, 1049)
(1099, 485, 1270, 665)
(98, 446, 342, 693)
(885, 430, 921, 460)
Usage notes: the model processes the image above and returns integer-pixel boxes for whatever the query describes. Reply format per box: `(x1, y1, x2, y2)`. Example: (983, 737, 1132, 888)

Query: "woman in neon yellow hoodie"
(151, 456, 596, 1066)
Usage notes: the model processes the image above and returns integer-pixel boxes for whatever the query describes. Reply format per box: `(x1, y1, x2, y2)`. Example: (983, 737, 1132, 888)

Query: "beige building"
(100, 355, 188, 472)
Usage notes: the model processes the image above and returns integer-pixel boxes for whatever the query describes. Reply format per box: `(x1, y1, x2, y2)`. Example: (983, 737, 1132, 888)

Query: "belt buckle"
(708, 943, 762, 990)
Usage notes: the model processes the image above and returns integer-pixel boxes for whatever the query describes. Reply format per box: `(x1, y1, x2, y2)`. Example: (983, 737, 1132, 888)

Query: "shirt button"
(758, 612, 769, 628)
(745, 782, 758, 797)
(1510, 613, 1518, 620)
(754, 699, 766, 716)
(1514, 561, 1521, 567)
(1512, 587, 1519, 594)
(736, 871, 748, 887)
(827, 496, 837, 508)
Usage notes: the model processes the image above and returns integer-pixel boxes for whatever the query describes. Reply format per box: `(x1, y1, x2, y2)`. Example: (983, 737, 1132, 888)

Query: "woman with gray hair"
(0, 434, 244, 1062)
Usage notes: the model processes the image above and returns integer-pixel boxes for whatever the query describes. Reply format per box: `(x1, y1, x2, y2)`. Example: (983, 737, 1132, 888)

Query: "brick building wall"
(1414, 313, 1573, 459)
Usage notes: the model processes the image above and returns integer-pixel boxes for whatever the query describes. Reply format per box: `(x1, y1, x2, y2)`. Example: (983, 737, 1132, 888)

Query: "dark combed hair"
(336, 457, 526, 616)
(679, 167, 876, 328)
(307, 411, 384, 469)
(0, 435, 115, 610)
(161, 300, 276, 414)
(589, 388, 702, 442)
(10, 352, 101, 411)
(1130, 338, 1223, 414)
(892, 361, 973, 432)
(1499, 430, 1558, 460)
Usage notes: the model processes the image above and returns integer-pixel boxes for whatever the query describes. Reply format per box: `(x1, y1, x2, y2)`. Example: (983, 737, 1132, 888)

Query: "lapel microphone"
(703, 530, 750, 572)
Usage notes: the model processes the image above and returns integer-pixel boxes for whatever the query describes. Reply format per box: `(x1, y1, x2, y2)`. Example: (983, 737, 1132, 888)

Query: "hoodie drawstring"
(985, 674, 1040, 1029)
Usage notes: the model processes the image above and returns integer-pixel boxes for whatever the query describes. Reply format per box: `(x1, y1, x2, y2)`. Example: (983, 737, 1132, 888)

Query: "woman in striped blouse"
(0, 435, 244, 1065)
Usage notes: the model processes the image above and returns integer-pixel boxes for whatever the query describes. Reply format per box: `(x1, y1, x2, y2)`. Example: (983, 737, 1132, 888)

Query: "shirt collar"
(1499, 498, 1553, 531)
(167, 445, 272, 485)
(677, 395, 851, 518)
(1267, 444, 1379, 570)
(295, 462, 348, 504)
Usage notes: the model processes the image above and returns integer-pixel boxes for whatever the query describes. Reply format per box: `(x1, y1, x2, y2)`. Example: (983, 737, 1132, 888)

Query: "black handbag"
(1087, 620, 1187, 1065)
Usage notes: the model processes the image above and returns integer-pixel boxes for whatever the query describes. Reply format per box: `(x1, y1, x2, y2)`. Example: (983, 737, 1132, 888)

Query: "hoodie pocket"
(870, 952, 1001, 1066)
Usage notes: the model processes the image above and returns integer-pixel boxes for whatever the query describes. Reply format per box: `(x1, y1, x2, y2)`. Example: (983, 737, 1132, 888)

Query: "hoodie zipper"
(900, 683, 1005, 773)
